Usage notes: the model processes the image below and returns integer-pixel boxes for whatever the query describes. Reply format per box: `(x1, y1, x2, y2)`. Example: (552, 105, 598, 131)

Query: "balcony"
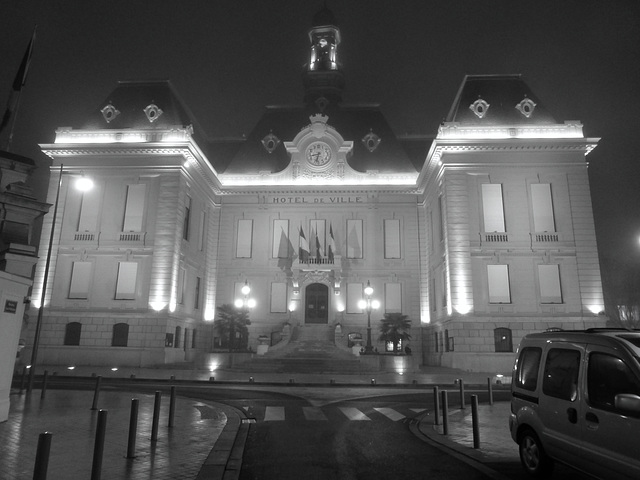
(294, 255, 342, 272)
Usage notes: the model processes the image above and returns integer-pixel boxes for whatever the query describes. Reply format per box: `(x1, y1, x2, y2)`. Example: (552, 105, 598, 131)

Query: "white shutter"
(531, 184, 555, 232)
(347, 283, 363, 313)
(482, 184, 506, 232)
(236, 219, 253, 258)
(384, 219, 401, 259)
(115, 262, 138, 300)
(539, 264, 562, 303)
(122, 184, 146, 232)
(385, 283, 402, 313)
(78, 187, 101, 232)
(270, 282, 287, 312)
(69, 262, 91, 299)
(487, 265, 511, 303)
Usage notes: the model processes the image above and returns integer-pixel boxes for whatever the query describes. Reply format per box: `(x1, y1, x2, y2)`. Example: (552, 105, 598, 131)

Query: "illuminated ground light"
(587, 305, 604, 315)
(67, 366, 75, 370)
(111, 367, 118, 371)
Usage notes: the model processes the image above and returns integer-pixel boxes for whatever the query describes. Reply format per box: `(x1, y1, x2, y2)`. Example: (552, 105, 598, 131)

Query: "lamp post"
(27, 165, 93, 394)
(233, 280, 255, 351)
(358, 280, 380, 354)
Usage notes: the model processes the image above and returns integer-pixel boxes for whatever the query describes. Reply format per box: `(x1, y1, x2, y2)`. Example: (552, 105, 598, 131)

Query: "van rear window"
(516, 347, 542, 391)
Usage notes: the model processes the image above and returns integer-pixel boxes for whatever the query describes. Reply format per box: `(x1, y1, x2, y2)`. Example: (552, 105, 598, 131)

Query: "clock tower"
(303, 5, 345, 107)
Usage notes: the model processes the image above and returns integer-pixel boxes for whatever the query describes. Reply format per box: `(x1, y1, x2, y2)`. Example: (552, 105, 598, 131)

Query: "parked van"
(509, 329, 640, 479)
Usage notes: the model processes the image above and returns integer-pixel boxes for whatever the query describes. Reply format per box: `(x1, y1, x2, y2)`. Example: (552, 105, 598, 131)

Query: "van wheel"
(518, 429, 554, 477)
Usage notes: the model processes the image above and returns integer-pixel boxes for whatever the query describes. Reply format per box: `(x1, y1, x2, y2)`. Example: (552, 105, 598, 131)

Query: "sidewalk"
(0, 388, 243, 480)
(3, 365, 516, 479)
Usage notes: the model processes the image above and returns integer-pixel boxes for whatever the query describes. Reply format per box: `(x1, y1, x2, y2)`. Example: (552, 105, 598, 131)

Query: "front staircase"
(231, 324, 377, 374)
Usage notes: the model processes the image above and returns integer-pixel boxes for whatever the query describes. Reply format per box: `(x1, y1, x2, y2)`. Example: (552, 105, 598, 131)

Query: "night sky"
(1, 0, 639, 271)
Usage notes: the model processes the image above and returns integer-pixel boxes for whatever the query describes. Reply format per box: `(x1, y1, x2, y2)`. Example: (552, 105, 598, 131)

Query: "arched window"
(112, 323, 129, 347)
(174, 326, 181, 349)
(494, 327, 513, 353)
(64, 322, 82, 346)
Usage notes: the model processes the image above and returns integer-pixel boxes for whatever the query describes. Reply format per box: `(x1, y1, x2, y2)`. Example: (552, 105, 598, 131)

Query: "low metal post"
(33, 432, 52, 480)
(19, 366, 27, 394)
(487, 377, 494, 405)
(91, 409, 108, 480)
(471, 395, 480, 449)
(127, 399, 139, 458)
(441, 390, 449, 435)
(168, 386, 176, 428)
(433, 386, 440, 425)
(91, 376, 102, 410)
(151, 391, 161, 442)
(40, 370, 49, 399)
(459, 378, 465, 409)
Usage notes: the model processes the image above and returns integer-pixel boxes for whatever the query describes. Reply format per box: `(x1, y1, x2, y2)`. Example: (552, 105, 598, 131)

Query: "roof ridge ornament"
(469, 97, 490, 119)
(515, 96, 537, 118)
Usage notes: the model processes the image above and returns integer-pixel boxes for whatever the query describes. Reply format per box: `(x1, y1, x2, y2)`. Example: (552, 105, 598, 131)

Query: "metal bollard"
(441, 390, 449, 435)
(458, 378, 465, 409)
(127, 399, 139, 458)
(433, 386, 440, 425)
(91, 376, 102, 410)
(471, 395, 480, 449)
(40, 370, 49, 399)
(33, 432, 52, 480)
(151, 391, 161, 442)
(19, 365, 27, 394)
(487, 377, 494, 405)
(170, 375, 175, 381)
(168, 386, 176, 428)
(91, 409, 108, 480)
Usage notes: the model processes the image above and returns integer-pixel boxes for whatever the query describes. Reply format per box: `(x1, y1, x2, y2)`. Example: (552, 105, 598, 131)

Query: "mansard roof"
(446, 74, 558, 125)
(78, 80, 198, 131)
(221, 103, 419, 175)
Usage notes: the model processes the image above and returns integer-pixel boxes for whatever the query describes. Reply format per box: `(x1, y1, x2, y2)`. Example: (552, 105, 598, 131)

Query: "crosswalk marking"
(410, 408, 426, 414)
(338, 407, 371, 421)
(303, 407, 328, 421)
(374, 407, 405, 422)
(264, 406, 285, 421)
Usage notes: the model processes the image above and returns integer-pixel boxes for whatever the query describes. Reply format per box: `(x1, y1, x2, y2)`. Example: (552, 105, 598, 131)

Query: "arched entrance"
(305, 283, 329, 324)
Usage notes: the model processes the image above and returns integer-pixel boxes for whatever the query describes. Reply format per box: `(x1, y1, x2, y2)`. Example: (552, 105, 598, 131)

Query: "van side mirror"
(615, 393, 640, 414)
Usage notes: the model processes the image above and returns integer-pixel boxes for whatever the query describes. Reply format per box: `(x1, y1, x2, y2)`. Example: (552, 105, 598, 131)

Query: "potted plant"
(213, 304, 251, 352)
(378, 312, 412, 354)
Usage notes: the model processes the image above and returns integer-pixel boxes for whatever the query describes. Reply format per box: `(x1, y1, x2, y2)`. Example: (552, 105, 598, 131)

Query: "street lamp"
(358, 280, 380, 354)
(235, 280, 256, 309)
(27, 165, 93, 394)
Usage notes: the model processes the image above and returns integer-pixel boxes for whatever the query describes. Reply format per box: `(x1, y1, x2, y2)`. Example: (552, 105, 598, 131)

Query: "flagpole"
(0, 26, 37, 152)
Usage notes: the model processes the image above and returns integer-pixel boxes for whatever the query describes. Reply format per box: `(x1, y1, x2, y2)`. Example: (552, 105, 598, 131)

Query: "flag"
(328, 224, 336, 262)
(277, 226, 295, 270)
(315, 233, 323, 261)
(0, 27, 37, 139)
(299, 226, 309, 262)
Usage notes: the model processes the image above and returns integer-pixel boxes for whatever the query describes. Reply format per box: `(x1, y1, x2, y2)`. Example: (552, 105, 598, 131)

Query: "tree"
(213, 304, 251, 352)
(601, 256, 640, 329)
(378, 312, 412, 354)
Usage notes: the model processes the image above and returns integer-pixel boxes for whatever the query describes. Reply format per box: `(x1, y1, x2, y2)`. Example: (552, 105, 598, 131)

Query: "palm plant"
(378, 312, 412, 354)
(214, 304, 251, 352)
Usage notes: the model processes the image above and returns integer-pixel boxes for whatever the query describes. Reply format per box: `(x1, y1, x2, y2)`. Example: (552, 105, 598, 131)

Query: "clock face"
(306, 142, 332, 166)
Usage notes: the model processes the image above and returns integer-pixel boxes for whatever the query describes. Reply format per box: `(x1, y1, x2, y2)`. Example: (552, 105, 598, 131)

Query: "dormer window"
(143, 103, 163, 123)
(101, 104, 120, 123)
(261, 131, 281, 154)
(470, 98, 490, 119)
(362, 129, 381, 152)
(516, 97, 537, 118)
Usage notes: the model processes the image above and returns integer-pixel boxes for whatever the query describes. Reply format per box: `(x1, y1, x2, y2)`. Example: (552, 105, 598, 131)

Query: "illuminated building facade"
(23, 8, 605, 373)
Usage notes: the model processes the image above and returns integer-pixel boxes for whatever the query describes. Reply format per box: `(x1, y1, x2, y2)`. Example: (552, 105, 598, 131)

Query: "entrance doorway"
(305, 283, 329, 324)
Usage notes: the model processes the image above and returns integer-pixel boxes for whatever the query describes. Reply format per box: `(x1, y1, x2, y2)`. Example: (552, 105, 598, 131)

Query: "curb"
(196, 403, 250, 480)
(409, 411, 513, 480)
